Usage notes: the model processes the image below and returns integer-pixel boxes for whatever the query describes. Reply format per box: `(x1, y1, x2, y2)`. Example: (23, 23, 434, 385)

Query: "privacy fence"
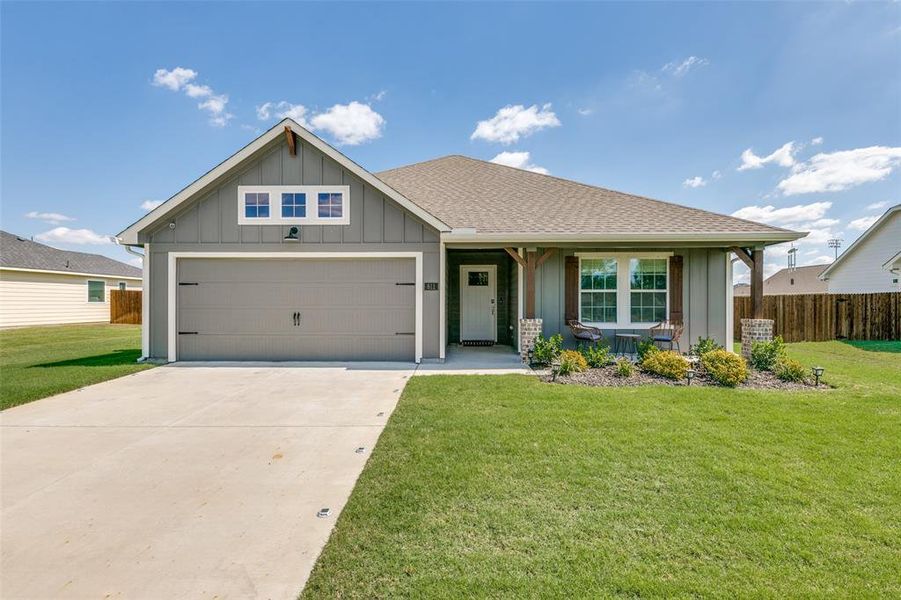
(733, 292, 901, 343)
(110, 290, 142, 325)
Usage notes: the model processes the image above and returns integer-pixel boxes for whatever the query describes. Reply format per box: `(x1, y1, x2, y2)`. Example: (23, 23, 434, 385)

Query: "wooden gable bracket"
(730, 246, 765, 319)
(505, 247, 557, 319)
(730, 246, 754, 269)
(284, 126, 296, 156)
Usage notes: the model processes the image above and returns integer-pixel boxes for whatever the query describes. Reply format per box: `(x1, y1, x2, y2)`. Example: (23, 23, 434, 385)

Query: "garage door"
(176, 258, 415, 361)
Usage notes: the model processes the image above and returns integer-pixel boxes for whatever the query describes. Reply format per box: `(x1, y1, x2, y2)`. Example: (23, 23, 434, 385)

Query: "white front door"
(460, 265, 497, 342)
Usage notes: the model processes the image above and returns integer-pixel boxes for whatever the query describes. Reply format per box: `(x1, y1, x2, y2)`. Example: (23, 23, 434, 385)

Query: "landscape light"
(686, 369, 695, 386)
(812, 366, 825, 387)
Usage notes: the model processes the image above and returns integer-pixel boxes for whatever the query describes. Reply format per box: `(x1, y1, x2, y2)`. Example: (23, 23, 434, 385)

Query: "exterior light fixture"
(686, 368, 695, 386)
(284, 226, 299, 241)
(812, 366, 825, 387)
(168, 222, 176, 230)
(551, 358, 561, 382)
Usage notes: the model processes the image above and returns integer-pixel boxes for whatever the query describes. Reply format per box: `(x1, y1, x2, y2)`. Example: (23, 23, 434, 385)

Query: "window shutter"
(564, 256, 579, 323)
(669, 255, 684, 322)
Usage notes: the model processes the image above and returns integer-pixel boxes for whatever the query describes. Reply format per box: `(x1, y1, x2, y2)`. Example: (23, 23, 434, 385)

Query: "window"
(87, 280, 105, 303)
(118, 282, 127, 290)
(318, 192, 343, 218)
(580, 258, 617, 323)
(468, 271, 489, 286)
(629, 258, 667, 323)
(244, 192, 270, 218)
(281, 192, 306, 218)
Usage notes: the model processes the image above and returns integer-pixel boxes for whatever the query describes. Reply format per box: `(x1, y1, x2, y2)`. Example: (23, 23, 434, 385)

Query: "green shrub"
(641, 350, 690, 380)
(558, 350, 588, 375)
(579, 343, 613, 368)
(614, 357, 634, 377)
(531, 333, 563, 365)
(774, 358, 806, 382)
(690, 336, 722, 357)
(636, 339, 659, 362)
(702, 349, 748, 387)
(750, 336, 786, 371)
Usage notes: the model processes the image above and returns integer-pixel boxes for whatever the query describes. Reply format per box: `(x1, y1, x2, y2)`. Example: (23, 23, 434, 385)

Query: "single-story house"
(0, 231, 142, 328)
(819, 204, 901, 293)
(734, 264, 827, 296)
(116, 119, 804, 363)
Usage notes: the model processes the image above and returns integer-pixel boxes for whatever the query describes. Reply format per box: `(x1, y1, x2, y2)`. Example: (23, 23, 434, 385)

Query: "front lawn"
(303, 341, 901, 598)
(0, 324, 152, 410)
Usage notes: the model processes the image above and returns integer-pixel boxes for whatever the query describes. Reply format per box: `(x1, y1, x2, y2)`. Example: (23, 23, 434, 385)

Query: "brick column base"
(519, 318, 543, 363)
(741, 318, 773, 359)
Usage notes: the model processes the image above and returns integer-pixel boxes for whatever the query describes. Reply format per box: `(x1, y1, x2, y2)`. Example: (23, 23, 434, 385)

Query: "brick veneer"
(741, 318, 774, 359)
(519, 318, 543, 363)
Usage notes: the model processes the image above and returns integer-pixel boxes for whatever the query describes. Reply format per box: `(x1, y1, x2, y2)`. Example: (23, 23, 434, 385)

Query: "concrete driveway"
(0, 363, 415, 599)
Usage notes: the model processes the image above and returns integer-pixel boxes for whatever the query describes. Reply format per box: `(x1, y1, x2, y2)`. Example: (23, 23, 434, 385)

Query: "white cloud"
(809, 255, 833, 265)
(778, 146, 901, 195)
(368, 90, 387, 102)
(489, 151, 549, 175)
(25, 211, 75, 225)
(811, 136, 824, 146)
(712, 170, 722, 180)
(738, 141, 798, 171)
(256, 101, 309, 125)
(848, 215, 880, 231)
(35, 227, 111, 245)
(866, 201, 890, 210)
(662, 56, 710, 78)
(731, 201, 832, 224)
(471, 103, 561, 145)
(309, 101, 385, 145)
(127, 257, 143, 268)
(577, 107, 593, 116)
(151, 67, 233, 127)
(140, 200, 163, 211)
(682, 176, 707, 188)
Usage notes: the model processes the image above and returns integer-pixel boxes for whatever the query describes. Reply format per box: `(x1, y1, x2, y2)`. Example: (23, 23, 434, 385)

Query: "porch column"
(731, 245, 772, 358)
(505, 247, 556, 362)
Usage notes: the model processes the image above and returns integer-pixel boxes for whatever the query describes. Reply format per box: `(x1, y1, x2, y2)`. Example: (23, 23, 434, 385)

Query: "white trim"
(882, 249, 901, 271)
(820, 204, 899, 279)
(459, 264, 498, 343)
(576, 254, 671, 329)
(439, 241, 446, 359)
(237, 185, 351, 226)
(118, 118, 450, 244)
(443, 231, 805, 244)
(86, 279, 106, 303)
(0, 266, 141, 280)
(142, 245, 150, 359)
(166, 251, 423, 364)
(517, 248, 523, 353)
(725, 255, 734, 350)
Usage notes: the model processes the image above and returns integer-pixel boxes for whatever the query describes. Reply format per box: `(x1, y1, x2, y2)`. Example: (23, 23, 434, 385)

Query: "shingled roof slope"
(0, 231, 141, 278)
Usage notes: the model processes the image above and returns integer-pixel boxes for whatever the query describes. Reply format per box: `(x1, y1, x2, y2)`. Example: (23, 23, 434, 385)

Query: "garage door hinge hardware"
(178, 282, 199, 286)
(395, 332, 415, 336)
(178, 331, 199, 335)
(395, 282, 415, 286)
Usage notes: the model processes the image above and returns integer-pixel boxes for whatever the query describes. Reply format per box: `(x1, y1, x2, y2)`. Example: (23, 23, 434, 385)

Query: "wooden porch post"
(751, 248, 764, 319)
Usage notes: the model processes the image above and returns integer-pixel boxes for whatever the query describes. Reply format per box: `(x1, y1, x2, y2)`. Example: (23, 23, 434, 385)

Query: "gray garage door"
(176, 258, 415, 361)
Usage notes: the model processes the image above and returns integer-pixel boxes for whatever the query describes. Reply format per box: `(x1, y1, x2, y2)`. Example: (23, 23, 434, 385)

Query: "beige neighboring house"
(819, 204, 901, 293)
(0, 231, 142, 328)
(734, 264, 828, 296)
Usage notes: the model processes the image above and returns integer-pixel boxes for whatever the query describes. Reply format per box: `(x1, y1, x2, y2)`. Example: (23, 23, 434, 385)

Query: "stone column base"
(741, 318, 774, 359)
(519, 318, 543, 363)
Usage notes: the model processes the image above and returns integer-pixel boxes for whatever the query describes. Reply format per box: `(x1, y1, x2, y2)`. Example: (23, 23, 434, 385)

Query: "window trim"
(576, 252, 672, 329)
(237, 185, 350, 225)
(87, 279, 106, 303)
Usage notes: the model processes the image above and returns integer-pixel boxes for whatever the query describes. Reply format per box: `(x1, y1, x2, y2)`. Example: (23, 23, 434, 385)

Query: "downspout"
(112, 237, 150, 362)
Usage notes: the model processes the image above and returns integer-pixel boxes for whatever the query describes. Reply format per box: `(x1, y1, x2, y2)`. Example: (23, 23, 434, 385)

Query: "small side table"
(615, 333, 642, 357)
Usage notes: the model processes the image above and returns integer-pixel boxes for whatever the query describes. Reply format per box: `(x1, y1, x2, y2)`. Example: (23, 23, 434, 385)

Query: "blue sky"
(2, 1, 899, 279)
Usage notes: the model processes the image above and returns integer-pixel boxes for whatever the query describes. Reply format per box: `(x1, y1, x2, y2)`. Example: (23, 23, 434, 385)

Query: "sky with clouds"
(1, 2, 899, 276)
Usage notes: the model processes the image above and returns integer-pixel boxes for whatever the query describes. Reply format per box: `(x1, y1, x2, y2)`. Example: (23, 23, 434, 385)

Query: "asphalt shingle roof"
(377, 155, 798, 237)
(0, 231, 141, 278)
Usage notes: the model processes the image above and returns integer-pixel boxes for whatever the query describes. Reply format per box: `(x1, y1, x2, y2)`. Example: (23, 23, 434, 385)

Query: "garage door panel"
(179, 258, 414, 283)
(178, 282, 413, 308)
(179, 307, 413, 336)
(177, 334, 414, 361)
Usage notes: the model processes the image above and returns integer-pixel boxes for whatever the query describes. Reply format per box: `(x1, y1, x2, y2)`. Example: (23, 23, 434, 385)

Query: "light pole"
(828, 238, 843, 261)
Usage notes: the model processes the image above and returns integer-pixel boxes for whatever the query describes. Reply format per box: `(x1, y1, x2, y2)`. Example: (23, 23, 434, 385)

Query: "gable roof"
(733, 264, 828, 296)
(0, 231, 141, 279)
(377, 155, 804, 244)
(820, 204, 901, 279)
(116, 119, 450, 244)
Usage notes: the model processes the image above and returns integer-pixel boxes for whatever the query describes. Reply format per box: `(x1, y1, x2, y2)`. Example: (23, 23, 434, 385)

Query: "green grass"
(303, 341, 901, 598)
(0, 324, 153, 410)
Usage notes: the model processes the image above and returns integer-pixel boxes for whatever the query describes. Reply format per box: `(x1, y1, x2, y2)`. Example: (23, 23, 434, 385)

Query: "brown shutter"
(669, 255, 684, 322)
(564, 255, 579, 324)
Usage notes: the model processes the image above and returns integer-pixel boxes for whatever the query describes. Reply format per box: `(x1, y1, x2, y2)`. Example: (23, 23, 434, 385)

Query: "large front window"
(580, 258, 617, 323)
(629, 258, 667, 323)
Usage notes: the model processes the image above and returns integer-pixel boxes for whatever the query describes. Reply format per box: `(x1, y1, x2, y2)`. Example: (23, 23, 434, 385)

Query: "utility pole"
(828, 238, 843, 261)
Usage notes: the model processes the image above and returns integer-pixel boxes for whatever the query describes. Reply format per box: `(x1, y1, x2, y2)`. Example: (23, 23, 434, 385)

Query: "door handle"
(293, 312, 299, 326)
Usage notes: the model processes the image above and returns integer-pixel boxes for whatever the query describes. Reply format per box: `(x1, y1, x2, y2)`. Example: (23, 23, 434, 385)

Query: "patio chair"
(567, 320, 605, 344)
(649, 320, 684, 353)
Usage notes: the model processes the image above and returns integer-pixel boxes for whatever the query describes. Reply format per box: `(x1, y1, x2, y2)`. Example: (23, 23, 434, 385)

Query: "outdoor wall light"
(284, 226, 299, 241)
(686, 368, 695, 386)
(812, 366, 825, 387)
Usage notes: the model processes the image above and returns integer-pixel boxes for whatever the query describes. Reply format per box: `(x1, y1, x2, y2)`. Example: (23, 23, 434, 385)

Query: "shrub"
(531, 333, 563, 365)
(702, 349, 748, 387)
(774, 358, 806, 382)
(690, 336, 722, 357)
(636, 339, 659, 362)
(579, 343, 613, 368)
(558, 350, 588, 375)
(641, 350, 690, 380)
(750, 336, 786, 371)
(614, 357, 634, 378)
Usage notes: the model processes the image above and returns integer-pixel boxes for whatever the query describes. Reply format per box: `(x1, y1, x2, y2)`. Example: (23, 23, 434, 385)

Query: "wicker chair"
(567, 320, 605, 344)
(649, 321, 684, 353)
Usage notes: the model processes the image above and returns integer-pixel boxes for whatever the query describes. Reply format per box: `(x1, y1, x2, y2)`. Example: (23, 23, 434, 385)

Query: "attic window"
(244, 192, 270, 219)
(238, 185, 350, 225)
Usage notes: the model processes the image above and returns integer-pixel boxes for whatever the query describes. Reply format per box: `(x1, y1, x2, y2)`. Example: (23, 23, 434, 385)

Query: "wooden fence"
(733, 292, 901, 343)
(110, 290, 142, 325)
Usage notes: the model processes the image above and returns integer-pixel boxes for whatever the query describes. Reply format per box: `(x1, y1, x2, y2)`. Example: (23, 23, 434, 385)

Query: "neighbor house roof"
(820, 204, 901, 279)
(377, 155, 804, 244)
(734, 264, 828, 296)
(0, 231, 141, 279)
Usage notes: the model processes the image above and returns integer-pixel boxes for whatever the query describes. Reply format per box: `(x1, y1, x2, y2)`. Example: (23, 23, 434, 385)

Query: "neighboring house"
(116, 119, 803, 363)
(819, 204, 901, 293)
(734, 264, 828, 296)
(0, 231, 142, 328)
